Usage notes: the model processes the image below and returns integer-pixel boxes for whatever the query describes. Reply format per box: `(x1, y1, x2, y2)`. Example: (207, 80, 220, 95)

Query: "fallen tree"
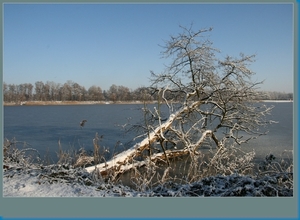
(84, 25, 275, 180)
(85, 104, 217, 176)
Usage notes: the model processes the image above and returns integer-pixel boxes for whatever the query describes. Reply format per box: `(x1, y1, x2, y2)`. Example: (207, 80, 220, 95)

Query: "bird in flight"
(80, 120, 87, 128)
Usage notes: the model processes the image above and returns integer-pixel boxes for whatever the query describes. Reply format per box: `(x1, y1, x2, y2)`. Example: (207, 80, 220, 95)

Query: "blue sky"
(3, 3, 294, 92)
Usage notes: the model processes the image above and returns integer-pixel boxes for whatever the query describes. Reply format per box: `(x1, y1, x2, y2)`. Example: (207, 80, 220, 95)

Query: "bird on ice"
(80, 120, 87, 128)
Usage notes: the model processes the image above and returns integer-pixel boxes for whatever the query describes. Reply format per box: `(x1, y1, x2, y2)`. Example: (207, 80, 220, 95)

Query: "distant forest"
(3, 80, 293, 103)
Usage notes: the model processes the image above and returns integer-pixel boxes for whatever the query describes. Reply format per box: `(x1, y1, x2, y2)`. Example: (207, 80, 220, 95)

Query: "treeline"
(264, 91, 293, 100)
(3, 80, 293, 103)
(3, 80, 156, 103)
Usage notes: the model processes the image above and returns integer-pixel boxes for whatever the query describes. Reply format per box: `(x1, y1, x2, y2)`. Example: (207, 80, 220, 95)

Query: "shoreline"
(3, 99, 293, 106)
(3, 100, 157, 106)
(260, 100, 293, 103)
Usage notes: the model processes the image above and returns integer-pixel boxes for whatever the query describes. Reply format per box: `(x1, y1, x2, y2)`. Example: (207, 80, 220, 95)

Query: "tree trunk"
(84, 101, 214, 177)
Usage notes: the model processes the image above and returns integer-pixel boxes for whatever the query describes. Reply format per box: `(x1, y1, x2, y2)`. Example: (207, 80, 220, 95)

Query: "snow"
(261, 100, 292, 103)
(3, 164, 139, 197)
(3, 162, 293, 197)
(4, 173, 136, 197)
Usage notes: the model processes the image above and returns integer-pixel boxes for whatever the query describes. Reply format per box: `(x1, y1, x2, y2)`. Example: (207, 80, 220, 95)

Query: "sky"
(3, 3, 294, 93)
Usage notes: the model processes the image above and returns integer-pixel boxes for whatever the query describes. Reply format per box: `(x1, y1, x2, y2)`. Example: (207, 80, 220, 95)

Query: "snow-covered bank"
(3, 172, 137, 197)
(3, 163, 293, 197)
(260, 100, 293, 103)
(4, 99, 292, 106)
(3, 100, 153, 106)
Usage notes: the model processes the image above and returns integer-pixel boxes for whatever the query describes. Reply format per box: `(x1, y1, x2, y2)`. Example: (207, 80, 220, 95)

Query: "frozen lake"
(3, 102, 293, 163)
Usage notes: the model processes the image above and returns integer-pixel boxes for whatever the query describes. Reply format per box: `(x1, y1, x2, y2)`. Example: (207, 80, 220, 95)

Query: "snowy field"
(3, 162, 293, 197)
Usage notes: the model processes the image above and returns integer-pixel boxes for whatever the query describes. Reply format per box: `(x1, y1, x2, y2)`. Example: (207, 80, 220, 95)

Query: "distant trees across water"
(3, 80, 293, 103)
(3, 80, 156, 103)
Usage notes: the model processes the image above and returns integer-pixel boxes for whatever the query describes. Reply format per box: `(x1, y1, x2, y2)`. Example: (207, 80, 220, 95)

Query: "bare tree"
(85, 26, 275, 180)
(7, 84, 17, 102)
(107, 84, 118, 102)
(34, 81, 45, 101)
(60, 81, 73, 101)
(265, 91, 293, 100)
(25, 83, 34, 101)
(3, 82, 8, 102)
(72, 82, 86, 101)
(45, 81, 60, 101)
(106, 84, 132, 102)
(146, 26, 275, 151)
(132, 86, 156, 101)
(43, 83, 51, 101)
(88, 85, 104, 101)
(117, 85, 131, 101)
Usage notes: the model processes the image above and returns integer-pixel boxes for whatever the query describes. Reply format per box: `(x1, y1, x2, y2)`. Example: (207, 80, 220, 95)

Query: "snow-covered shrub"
(3, 138, 41, 169)
(256, 151, 293, 193)
(148, 174, 293, 197)
(204, 145, 256, 176)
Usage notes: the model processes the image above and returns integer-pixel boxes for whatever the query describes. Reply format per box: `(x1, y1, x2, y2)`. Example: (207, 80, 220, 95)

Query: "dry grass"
(3, 136, 293, 194)
(120, 144, 293, 192)
(3, 138, 41, 168)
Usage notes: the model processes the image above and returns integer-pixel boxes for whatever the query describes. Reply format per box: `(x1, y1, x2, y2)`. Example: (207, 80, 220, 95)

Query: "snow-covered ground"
(261, 100, 293, 102)
(3, 162, 293, 197)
